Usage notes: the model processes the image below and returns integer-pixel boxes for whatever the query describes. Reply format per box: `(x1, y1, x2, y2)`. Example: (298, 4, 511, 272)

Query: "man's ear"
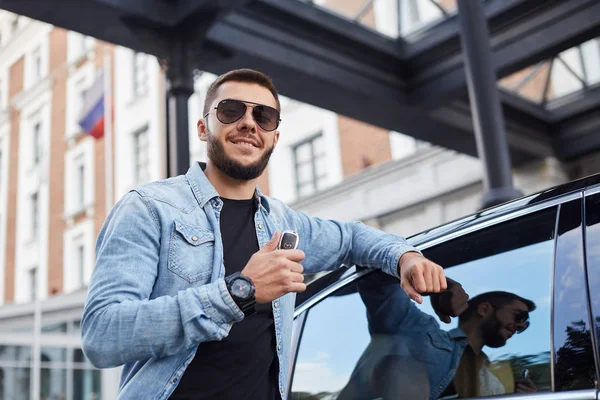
(272, 130, 280, 148)
(477, 302, 494, 318)
(197, 119, 208, 142)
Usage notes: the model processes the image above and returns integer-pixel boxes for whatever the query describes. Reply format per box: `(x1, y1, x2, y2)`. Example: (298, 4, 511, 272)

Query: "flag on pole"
(78, 71, 106, 139)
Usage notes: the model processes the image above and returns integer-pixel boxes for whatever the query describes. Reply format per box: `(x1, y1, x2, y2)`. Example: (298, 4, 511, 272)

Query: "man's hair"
(458, 291, 536, 324)
(203, 69, 281, 116)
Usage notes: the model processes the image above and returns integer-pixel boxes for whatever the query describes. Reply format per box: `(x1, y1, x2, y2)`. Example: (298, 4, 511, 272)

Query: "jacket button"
(191, 236, 198, 241)
(173, 378, 178, 383)
(273, 302, 278, 308)
(277, 344, 281, 351)
(258, 223, 263, 230)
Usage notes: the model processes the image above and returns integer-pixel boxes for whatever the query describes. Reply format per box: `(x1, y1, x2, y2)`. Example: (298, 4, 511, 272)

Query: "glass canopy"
(498, 38, 600, 109)
(297, 0, 458, 39)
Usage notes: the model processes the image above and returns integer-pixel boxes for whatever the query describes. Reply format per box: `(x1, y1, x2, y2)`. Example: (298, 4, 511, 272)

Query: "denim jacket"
(81, 162, 418, 400)
(338, 271, 469, 400)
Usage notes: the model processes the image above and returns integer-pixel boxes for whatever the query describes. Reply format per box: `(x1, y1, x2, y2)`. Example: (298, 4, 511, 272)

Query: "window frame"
(132, 124, 150, 185)
(132, 51, 148, 99)
(292, 132, 327, 198)
(583, 185, 600, 384)
(290, 190, 599, 399)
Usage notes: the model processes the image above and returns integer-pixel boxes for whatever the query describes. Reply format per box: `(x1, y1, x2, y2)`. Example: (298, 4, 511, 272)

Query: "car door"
(289, 193, 598, 400)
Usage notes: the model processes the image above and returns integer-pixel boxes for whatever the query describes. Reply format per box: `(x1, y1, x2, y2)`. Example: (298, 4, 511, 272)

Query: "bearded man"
(81, 69, 447, 400)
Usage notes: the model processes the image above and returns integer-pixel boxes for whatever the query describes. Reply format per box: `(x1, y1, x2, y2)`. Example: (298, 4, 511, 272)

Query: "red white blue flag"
(78, 71, 106, 139)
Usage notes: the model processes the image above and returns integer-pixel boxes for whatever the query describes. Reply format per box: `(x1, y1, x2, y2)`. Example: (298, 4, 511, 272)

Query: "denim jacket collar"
(448, 327, 468, 341)
(185, 161, 271, 214)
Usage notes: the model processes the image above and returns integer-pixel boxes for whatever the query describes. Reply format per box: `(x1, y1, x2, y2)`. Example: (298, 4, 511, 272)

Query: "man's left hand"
(398, 252, 446, 304)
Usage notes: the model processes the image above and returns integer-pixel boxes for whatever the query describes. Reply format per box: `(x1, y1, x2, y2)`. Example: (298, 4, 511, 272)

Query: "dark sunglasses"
(204, 99, 281, 132)
(501, 307, 530, 334)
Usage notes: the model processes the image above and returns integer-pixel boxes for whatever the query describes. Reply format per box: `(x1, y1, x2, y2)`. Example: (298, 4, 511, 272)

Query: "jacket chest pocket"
(168, 220, 215, 283)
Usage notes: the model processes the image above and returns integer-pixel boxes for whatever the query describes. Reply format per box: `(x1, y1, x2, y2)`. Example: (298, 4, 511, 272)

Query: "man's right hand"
(241, 231, 306, 303)
(430, 278, 469, 323)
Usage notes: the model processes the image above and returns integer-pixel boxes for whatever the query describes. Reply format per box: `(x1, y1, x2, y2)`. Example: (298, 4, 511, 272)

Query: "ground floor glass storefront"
(0, 291, 111, 400)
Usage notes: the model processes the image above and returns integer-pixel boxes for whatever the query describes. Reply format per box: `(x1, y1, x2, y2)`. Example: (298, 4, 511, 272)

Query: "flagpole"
(104, 47, 113, 212)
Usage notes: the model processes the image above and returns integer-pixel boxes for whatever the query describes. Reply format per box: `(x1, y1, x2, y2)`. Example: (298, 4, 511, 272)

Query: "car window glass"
(291, 207, 557, 399)
(585, 193, 600, 372)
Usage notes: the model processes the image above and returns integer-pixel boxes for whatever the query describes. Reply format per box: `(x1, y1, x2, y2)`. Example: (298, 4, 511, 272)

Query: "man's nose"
(237, 107, 256, 132)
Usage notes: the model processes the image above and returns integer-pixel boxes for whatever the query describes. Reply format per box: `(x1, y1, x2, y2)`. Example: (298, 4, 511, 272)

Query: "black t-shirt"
(170, 197, 280, 400)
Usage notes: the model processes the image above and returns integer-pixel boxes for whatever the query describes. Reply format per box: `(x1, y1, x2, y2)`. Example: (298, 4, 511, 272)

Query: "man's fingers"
(456, 302, 469, 315)
(432, 268, 441, 293)
(288, 262, 304, 273)
(401, 281, 423, 304)
(290, 271, 304, 283)
(288, 282, 307, 293)
(438, 267, 448, 291)
(262, 231, 281, 252)
(277, 249, 306, 262)
(410, 268, 427, 293)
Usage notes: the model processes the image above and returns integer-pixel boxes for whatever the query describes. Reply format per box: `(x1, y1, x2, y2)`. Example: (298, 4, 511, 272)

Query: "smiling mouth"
(230, 139, 259, 148)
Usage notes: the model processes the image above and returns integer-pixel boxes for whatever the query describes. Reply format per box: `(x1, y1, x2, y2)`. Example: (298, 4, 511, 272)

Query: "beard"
(206, 130, 274, 180)
(480, 314, 507, 348)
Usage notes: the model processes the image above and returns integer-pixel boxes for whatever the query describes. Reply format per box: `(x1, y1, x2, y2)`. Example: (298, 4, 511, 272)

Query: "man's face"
(481, 300, 530, 348)
(197, 81, 280, 180)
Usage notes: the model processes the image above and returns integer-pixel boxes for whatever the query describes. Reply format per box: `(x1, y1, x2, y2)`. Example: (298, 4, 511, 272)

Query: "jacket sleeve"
(358, 271, 440, 335)
(286, 206, 421, 278)
(81, 191, 244, 369)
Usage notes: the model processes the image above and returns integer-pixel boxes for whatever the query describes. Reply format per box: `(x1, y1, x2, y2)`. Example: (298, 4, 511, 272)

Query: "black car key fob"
(278, 230, 299, 250)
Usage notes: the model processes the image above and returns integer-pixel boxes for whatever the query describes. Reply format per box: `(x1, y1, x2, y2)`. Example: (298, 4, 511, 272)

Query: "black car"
(289, 174, 600, 400)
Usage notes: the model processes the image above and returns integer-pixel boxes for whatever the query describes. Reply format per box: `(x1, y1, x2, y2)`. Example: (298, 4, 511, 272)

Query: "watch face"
(231, 278, 252, 299)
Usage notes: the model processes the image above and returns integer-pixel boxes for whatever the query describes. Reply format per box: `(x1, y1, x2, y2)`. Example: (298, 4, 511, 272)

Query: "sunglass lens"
(515, 311, 530, 333)
(217, 100, 246, 124)
(253, 105, 279, 131)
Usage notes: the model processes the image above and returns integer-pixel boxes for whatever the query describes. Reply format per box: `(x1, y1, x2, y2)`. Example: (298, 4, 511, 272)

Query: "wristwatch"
(224, 272, 256, 316)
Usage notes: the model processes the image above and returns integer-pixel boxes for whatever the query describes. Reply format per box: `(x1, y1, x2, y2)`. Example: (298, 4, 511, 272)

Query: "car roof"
(406, 171, 600, 248)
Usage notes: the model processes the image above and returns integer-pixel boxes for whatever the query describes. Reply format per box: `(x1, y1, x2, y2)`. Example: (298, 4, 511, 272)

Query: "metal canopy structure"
(1, 0, 600, 200)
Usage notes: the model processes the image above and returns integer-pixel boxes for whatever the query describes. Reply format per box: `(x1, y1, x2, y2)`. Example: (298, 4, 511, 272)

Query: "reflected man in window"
(337, 271, 537, 400)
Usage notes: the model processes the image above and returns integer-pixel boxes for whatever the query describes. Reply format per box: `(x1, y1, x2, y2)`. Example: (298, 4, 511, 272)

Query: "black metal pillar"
(457, 0, 522, 209)
(166, 40, 195, 177)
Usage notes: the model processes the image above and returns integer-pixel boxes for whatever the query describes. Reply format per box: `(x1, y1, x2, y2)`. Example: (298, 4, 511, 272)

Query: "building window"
(133, 125, 149, 185)
(33, 122, 42, 166)
(31, 192, 39, 238)
(74, 154, 86, 210)
(75, 34, 87, 58)
(132, 52, 148, 98)
(32, 46, 42, 82)
(74, 239, 85, 288)
(11, 17, 19, 34)
(73, 77, 87, 135)
(293, 133, 327, 197)
(29, 266, 37, 301)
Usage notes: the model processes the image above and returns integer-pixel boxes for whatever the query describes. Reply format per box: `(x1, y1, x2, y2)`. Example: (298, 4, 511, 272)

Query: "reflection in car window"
(291, 207, 557, 399)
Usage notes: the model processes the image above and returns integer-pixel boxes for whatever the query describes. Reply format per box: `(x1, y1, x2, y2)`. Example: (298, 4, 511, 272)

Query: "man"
(81, 69, 447, 400)
(337, 271, 537, 399)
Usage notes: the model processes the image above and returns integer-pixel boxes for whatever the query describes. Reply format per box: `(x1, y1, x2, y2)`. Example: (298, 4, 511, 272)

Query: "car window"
(291, 207, 557, 399)
(585, 192, 600, 374)
(553, 199, 597, 391)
